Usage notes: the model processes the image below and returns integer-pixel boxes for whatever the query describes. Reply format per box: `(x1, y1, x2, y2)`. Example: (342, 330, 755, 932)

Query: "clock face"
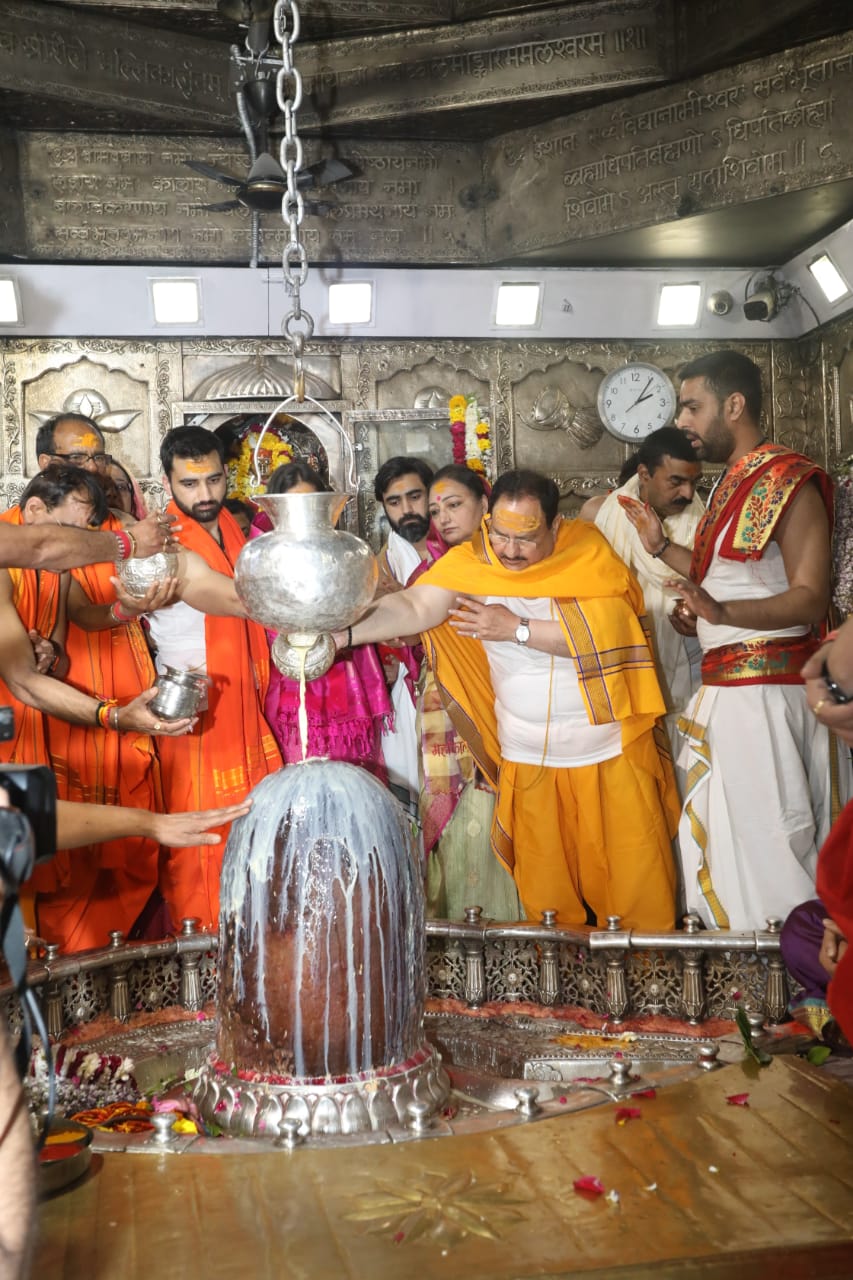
(596, 363, 677, 442)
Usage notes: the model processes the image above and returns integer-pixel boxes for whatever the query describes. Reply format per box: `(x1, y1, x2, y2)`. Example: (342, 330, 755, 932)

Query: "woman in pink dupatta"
(252, 461, 391, 773)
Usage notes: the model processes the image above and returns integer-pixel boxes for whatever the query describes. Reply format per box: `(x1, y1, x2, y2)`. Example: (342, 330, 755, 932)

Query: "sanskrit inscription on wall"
(299, 0, 668, 127)
(0, 0, 230, 124)
(485, 30, 853, 254)
(21, 135, 484, 264)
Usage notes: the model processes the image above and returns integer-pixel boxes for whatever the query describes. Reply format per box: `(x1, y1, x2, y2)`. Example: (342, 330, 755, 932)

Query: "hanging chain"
(274, 0, 312, 398)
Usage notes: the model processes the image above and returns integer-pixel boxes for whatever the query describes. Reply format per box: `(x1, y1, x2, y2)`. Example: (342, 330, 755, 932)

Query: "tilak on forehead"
(431, 482, 451, 501)
(183, 457, 216, 474)
(490, 506, 542, 534)
(77, 432, 101, 451)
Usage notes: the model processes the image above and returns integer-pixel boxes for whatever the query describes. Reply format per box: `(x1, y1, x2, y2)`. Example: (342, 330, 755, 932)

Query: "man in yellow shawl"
(339, 470, 679, 930)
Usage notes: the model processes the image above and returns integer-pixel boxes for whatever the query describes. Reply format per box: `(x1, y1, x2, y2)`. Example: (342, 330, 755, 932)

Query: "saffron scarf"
(157, 502, 281, 809)
(418, 517, 669, 789)
(690, 443, 833, 585)
(48, 513, 162, 878)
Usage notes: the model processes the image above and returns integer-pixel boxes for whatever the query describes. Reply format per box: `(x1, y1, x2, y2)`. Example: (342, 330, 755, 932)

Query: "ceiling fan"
(187, 6, 355, 261)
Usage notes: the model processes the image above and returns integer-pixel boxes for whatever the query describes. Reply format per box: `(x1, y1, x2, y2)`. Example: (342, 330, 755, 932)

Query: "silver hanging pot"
(234, 492, 377, 682)
(149, 666, 210, 721)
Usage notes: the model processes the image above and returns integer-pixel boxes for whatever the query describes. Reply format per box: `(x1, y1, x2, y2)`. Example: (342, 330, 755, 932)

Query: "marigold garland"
(228, 429, 294, 499)
(448, 393, 492, 477)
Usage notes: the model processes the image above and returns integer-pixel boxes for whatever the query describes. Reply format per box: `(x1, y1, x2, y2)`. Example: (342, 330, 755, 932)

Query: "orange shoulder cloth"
(419, 519, 667, 785)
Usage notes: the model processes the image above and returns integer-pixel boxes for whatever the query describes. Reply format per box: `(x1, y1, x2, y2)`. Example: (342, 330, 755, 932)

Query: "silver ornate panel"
(0, 338, 181, 509)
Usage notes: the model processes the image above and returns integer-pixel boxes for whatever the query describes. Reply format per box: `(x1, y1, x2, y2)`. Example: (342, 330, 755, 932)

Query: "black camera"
(0, 707, 56, 886)
(0, 765, 57, 883)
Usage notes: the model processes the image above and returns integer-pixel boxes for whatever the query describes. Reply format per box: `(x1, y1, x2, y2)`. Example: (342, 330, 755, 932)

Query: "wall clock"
(596, 363, 677, 442)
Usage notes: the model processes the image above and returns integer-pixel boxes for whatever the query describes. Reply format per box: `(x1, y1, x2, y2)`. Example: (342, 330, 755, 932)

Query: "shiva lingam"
(233, 492, 377, 681)
(193, 760, 450, 1137)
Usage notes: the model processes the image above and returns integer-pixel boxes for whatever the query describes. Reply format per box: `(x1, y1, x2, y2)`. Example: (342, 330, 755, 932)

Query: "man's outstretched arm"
(335, 582, 455, 649)
(0, 511, 177, 573)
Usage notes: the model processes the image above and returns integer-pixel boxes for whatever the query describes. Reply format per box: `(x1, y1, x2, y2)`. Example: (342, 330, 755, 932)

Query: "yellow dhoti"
(494, 732, 676, 929)
(420, 519, 680, 933)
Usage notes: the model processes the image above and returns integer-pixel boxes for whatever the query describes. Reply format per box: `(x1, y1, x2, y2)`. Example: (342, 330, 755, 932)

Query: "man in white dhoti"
(621, 350, 851, 932)
(373, 456, 437, 812)
(580, 426, 704, 758)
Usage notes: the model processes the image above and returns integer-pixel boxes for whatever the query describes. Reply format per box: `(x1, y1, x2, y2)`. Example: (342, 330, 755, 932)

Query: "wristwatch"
(515, 618, 531, 646)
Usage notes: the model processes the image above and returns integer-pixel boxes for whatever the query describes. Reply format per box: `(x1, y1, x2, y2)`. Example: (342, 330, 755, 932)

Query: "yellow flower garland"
(228, 431, 294, 499)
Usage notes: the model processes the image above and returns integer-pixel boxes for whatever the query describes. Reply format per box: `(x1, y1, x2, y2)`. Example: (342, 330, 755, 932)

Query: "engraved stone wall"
(297, 0, 669, 130)
(20, 134, 484, 264)
(0, 0, 231, 128)
(486, 29, 853, 257)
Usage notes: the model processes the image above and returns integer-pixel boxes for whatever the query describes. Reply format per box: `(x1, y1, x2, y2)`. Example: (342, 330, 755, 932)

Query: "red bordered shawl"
(690, 444, 833, 586)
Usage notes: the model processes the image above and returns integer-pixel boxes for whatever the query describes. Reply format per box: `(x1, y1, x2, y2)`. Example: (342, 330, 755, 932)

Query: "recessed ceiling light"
(495, 283, 541, 327)
(657, 283, 701, 326)
(150, 278, 202, 325)
(808, 254, 850, 304)
(0, 278, 22, 324)
(329, 281, 373, 325)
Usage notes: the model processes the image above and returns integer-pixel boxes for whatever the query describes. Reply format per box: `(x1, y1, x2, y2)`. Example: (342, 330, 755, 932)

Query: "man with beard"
(621, 350, 850, 931)
(146, 426, 281, 930)
(373, 456, 437, 812)
(580, 426, 704, 758)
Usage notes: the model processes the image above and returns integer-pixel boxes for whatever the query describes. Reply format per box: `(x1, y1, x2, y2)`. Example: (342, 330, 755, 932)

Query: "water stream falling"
(297, 643, 309, 761)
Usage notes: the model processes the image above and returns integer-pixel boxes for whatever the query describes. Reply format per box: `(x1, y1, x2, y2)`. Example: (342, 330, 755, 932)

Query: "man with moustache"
(580, 426, 704, 756)
(621, 350, 850, 931)
(338, 469, 679, 930)
(373, 456, 437, 811)
(146, 426, 280, 930)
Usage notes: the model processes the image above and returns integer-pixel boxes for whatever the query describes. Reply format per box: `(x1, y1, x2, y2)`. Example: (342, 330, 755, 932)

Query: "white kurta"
(378, 530, 424, 809)
(678, 528, 851, 931)
(594, 475, 704, 761)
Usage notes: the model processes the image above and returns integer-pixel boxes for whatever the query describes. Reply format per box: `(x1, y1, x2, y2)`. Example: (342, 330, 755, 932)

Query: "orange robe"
(0, 508, 58, 772)
(156, 503, 281, 930)
(0, 508, 61, 924)
(41, 514, 163, 952)
(418, 518, 680, 928)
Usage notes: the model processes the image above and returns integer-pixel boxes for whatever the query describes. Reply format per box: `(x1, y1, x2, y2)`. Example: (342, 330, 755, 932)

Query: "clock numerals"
(596, 364, 677, 442)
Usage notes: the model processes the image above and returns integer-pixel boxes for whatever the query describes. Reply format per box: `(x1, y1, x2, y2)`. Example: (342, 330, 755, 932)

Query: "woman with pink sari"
(252, 461, 391, 772)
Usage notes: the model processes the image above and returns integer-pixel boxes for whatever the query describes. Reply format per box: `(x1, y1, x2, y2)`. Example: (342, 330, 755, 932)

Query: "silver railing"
(1, 911, 792, 1040)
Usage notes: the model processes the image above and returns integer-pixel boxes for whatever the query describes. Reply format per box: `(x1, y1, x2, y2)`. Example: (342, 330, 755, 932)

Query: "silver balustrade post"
(179, 918, 204, 1012)
(462, 906, 485, 1008)
(763, 917, 788, 1024)
(538, 909, 560, 1006)
(108, 931, 131, 1022)
(43, 943, 63, 1040)
(604, 916, 629, 1024)
(680, 914, 706, 1024)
